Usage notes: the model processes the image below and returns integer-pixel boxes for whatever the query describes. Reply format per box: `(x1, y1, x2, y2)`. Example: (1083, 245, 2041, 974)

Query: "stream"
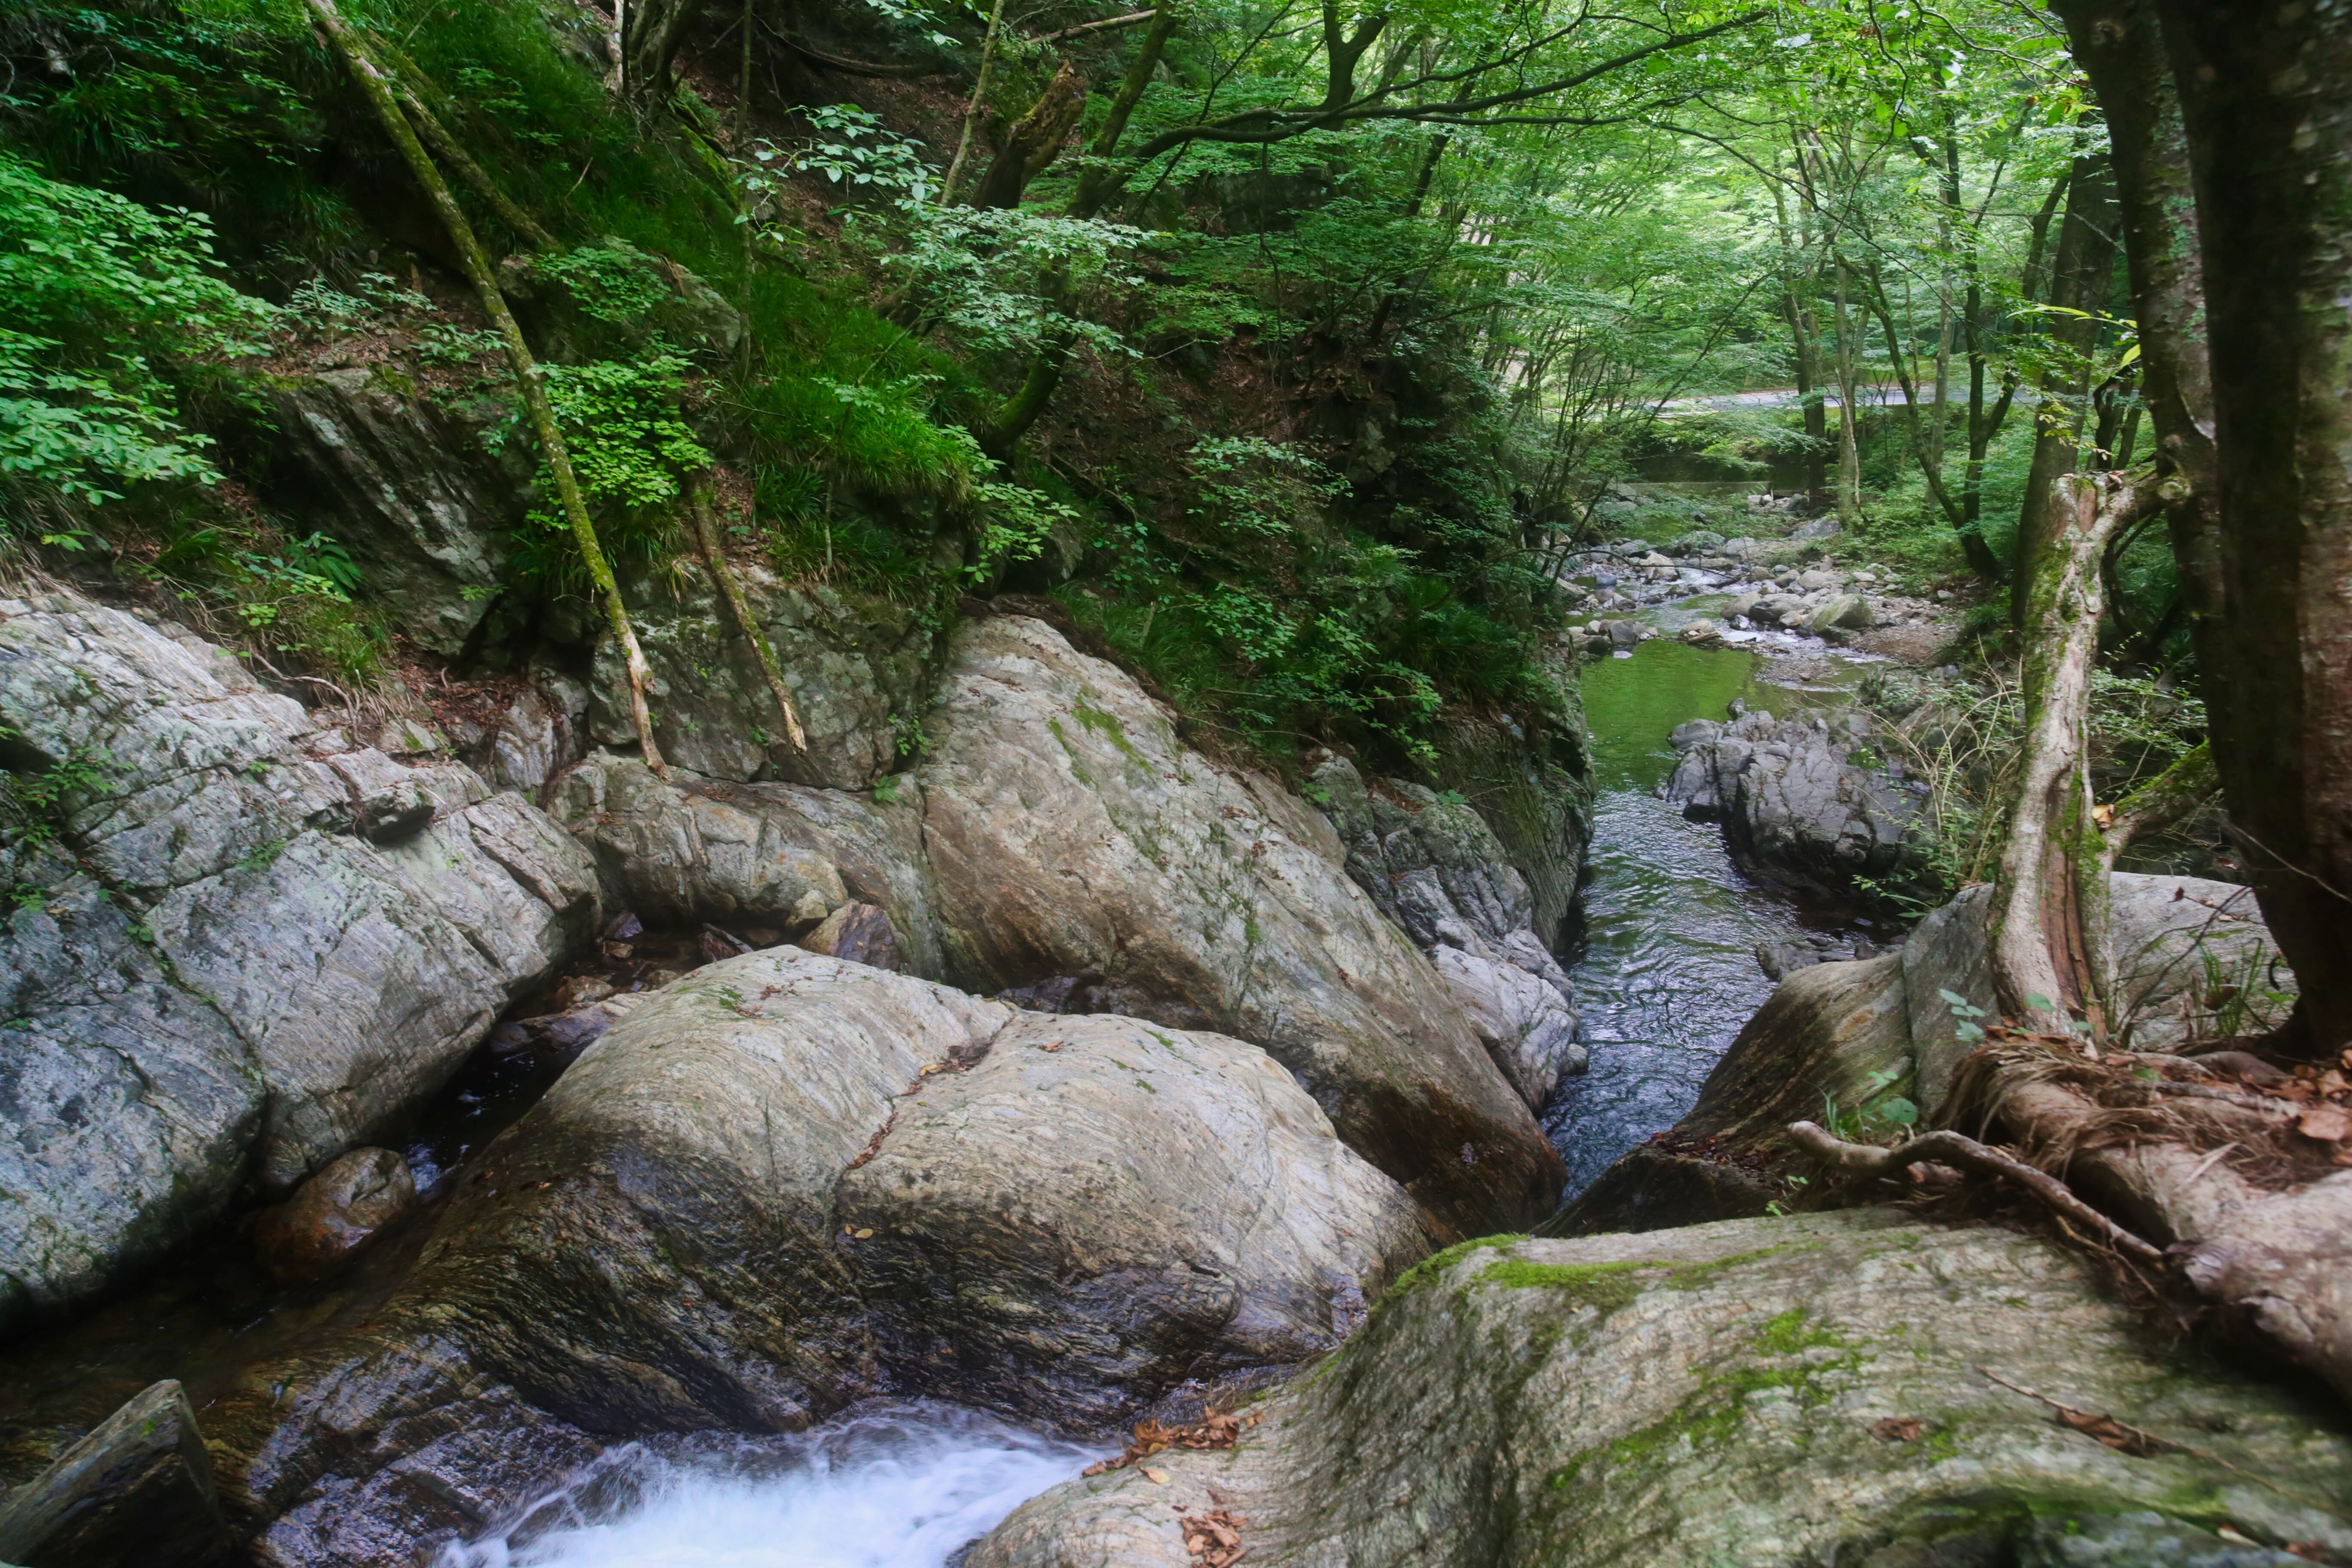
(434, 1403, 1104, 1568)
(1545, 637, 1880, 1194)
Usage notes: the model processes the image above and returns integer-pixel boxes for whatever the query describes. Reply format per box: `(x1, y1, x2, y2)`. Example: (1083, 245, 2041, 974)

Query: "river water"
(1544, 639, 1874, 1194)
(435, 1403, 1104, 1568)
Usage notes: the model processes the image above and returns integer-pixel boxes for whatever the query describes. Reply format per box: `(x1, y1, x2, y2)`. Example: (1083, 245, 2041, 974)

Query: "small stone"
(251, 1148, 418, 1283)
(797, 901, 909, 974)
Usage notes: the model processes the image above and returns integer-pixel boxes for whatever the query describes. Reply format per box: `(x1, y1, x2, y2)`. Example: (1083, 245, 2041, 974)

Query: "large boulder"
(260, 369, 524, 657)
(1310, 756, 1584, 1110)
(1664, 707, 1924, 902)
(589, 561, 938, 790)
(0, 592, 598, 1327)
(551, 753, 946, 978)
(1903, 874, 2295, 1109)
(916, 615, 1563, 1235)
(841, 1011, 1427, 1426)
(211, 948, 1424, 1565)
(974, 1210, 2352, 1568)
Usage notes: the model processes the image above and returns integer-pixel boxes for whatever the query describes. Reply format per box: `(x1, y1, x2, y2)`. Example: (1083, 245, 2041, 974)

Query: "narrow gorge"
(3, 0, 2350, 1565)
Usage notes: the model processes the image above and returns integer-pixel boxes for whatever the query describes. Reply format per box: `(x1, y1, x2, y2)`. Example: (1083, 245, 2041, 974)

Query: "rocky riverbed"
(1, 539, 2344, 1568)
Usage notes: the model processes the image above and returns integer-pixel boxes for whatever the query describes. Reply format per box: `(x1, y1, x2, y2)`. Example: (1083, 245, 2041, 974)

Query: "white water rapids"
(435, 1402, 1106, 1568)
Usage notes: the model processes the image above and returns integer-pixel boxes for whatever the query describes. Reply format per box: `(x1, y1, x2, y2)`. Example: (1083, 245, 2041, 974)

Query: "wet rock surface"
(195, 948, 1425, 1565)
(0, 1378, 228, 1568)
(916, 615, 1562, 1236)
(250, 1147, 420, 1284)
(1663, 706, 1926, 901)
(972, 1210, 2352, 1568)
(0, 591, 598, 1328)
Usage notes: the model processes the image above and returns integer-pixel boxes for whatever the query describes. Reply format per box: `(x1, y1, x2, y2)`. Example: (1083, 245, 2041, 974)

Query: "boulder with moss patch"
(974, 1210, 2352, 1568)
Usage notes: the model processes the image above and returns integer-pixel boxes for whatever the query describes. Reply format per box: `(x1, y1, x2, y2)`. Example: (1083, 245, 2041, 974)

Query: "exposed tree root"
(1787, 1120, 2165, 1259)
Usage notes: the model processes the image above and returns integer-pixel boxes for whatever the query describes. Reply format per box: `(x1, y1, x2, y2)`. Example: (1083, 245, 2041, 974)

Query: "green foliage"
(1818, 1065, 1919, 1143)
(0, 151, 270, 508)
(503, 355, 709, 592)
(531, 243, 672, 325)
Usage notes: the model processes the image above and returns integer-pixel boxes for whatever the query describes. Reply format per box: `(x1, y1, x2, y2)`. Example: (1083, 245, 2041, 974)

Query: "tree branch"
(1786, 1121, 2165, 1259)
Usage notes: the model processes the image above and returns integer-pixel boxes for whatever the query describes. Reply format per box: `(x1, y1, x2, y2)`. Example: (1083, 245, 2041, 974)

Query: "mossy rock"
(974, 1209, 2352, 1568)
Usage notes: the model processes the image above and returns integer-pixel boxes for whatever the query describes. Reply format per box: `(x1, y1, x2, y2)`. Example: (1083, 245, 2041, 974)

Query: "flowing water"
(1544, 640, 1876, 1193)
(435, 1403, 1106, 1568)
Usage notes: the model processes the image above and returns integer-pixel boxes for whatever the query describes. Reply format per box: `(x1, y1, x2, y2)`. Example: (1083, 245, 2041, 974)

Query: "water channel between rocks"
(1544, 637, 1876, 1194)
(0, 625, 1889, 1568)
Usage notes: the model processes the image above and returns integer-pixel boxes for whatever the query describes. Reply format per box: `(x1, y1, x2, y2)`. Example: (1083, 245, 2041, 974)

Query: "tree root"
(1786, 1120, 2166, 1259)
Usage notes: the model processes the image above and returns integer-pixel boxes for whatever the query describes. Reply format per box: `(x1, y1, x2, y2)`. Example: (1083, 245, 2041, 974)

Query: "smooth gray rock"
(1664, 708, 1922, 900)
(211, 951, 1425, 1561)
(0, 593, 598, 1320)
(841, 1010, 1427, 1426)
(0, 1379, 227, 1568)
(916, 616, 1562, 1236)
(973, 1211, 2352, 1568)
(551, 754, 945, 977)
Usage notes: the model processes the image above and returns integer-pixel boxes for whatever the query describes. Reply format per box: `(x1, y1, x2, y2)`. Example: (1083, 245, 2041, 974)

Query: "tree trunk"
(1987, 469, 2171, 1035)
(2011, 153, 2119, 625)
(304, 0, 666, 773)
(983, 6, 1181, 457)
(689, 482, 806, 752)
(1831, 260, 1862, 519)
(940, 0, 1010, 205)
(971, 62, 1088, 209)
(2153, 0, 2352, 1057)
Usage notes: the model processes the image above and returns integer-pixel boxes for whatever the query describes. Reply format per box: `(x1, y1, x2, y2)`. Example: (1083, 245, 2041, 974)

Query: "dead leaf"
(1181, 1509, 1248, 1568)
(2054, 1406, 2169, 1457)
(2092, 802, 2114, 829)
(2297, 1104, 2352, 1143)
(1870, 1417, 1924, 1442)
(1142, 1467, 1170, 1485)
(853, 1227, 874, 1239)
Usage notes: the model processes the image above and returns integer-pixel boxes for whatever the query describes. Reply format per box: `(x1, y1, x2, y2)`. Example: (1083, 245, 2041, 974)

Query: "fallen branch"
(303, 0, 665, 774)
(688, 481, 806, 752)
(1785, 1120, 2165, 1259)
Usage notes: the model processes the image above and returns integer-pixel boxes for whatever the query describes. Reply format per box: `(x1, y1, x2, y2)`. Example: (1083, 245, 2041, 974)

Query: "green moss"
(1382, 1235, 1525, 1303)
(1070, 697, 1142, 762)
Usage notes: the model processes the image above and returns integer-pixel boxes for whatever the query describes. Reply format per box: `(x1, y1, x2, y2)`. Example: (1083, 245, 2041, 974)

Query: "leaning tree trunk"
(2011, 153, 2119, 627)
(304, 0, 666, 772)
(1987, 469, 2175, 1036)
(2153, 0, 2352, 1058)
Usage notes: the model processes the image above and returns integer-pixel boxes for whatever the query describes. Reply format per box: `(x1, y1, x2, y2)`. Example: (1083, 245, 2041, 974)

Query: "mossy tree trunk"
(2010, 153, 2119, 626)
(303, 0, 666, 773)
(1987, 468, 2176, 1036)
(983, 4, 1182, 459)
